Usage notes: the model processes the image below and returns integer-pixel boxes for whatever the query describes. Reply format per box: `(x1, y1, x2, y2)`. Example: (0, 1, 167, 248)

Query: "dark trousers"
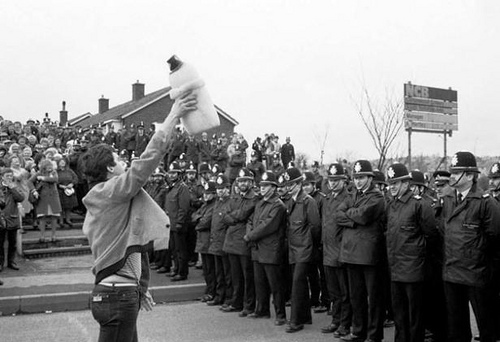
(253, 261, 286, 319)
(201, 253, 216, 297)
(308, 259, 329, 307)
(91, 284, 139, 342)
(228, 253, 255, 311)
(423, 262, 446, 341)
(444, 281, 495, 342)
(346, 263, 384, 341)
(0, 229, 17, 266)
(214, 254, 232, 304)
(187, 223, 197, 263)
(172, 231, 189, 277)
(324, 265, 352, 328)
(290, 262, 312, 325)
(391, 281, 424, 342)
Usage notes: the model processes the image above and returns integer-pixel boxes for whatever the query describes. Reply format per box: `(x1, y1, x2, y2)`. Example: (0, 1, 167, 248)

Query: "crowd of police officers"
(145, 149, 500, 342)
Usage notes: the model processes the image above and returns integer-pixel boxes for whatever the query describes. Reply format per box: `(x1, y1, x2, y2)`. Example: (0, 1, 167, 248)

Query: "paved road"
(1, 301, 396, 342)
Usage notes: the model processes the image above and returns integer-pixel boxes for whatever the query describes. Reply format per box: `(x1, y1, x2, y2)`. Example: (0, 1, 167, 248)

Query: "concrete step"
(23, 245, 91, 259)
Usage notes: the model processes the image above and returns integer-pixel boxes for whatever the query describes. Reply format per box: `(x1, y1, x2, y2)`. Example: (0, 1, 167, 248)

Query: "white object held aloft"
(168, 55, 220, 135)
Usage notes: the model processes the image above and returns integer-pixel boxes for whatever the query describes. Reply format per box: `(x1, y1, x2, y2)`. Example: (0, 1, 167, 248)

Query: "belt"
(98, 282, 138, 287)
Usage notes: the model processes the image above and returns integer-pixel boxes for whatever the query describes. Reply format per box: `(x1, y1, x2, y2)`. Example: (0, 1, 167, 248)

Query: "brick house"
(72, 81, 238, 136)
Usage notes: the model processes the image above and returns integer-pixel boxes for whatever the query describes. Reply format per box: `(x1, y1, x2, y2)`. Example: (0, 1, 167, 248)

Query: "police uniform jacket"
(246, 193, 287, 264)
(222, 189, 258, 256)
(441, 185, 500, 287)
(193, 198, 215, 254)
(386, 190, 437, 282)
(322, 187, 349, 267)
(286, 190, 321, 264)
(336, 185, 385, 266)
(208, 196, 232, 256)
(163, 180, 191, 233)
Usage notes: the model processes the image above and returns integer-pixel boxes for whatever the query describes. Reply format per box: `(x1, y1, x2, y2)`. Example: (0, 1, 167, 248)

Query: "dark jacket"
(0, 184, 25, 229)
(247, 160, 266, 185)
(208, 196, 232, 256)
(441, 185, 500, 287)
(322, 187, 350, 267)
(135, 133, 150, 158)
(286, 189, 321, 264)
(386, 190, 437, 282)
(247, 193, 287, 264)
(193, 198, 216, 254)
(222, 189, 258, 256)
(163, 180, 191, 233)
(336, 185, 386, 266)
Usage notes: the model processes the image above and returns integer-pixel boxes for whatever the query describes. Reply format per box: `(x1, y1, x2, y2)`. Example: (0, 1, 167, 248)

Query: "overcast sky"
(1, 0, 499, 164)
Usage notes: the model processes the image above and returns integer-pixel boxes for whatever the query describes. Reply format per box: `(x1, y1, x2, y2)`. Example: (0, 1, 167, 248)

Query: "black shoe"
(168, 271, 177, 277)
(7, 263, 19, 271)
(150, 264, 160, 270)
(286, 323, 304, 333)
(0, 279, 3, 286)
(474, 336, 480, 341)
(321, 323, 339, 333)
(247, 312, 271, 319)
(340, 333, 365, 342)
(333, 326, 350, 338)
(314, 305, 329, 313)
(383, 319, 395, 327)
(0, 264, 3, 272)
(274, 318, 287, 326)
(206, 299, 223, 306)
(221, 305, 242, 313)
(156, 266, 169, 274)
(171, 275, 187, 281)
(238, 309, 253, 317)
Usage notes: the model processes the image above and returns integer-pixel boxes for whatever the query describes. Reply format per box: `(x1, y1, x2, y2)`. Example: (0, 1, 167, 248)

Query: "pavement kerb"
(0, 282, 205, 316)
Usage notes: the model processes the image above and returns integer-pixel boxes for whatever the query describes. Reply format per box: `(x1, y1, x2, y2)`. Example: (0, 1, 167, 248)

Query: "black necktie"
(458, 193, 463, 203)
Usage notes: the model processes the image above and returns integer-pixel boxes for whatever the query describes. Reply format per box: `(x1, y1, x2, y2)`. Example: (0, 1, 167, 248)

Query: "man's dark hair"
(79, 144, 116, 183)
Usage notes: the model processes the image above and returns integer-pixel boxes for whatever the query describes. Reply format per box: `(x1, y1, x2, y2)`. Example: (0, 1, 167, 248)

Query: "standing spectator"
(56, 157, 78, 227)
(280, 137, 295, 168)
(199, 132, 212, 165)
(283, 167, 321, 333)
(135, 122, 150, 158)
(270, 152, 285, 176)
(9, 155, 32, 222)
(184, 135, 200, 169)
(168, 130, 185, 165)
(210, 139, 229, 172)
(336, 160, 386, 342)
(29, 159, 62, 242)
(251, 137, 264, 163)
(124, 124, 137, 161)
(0, 168, 25, 271)
(104, 125, 118, 147)
(226, 135, 246, 185)
(247, 150, 266, 185)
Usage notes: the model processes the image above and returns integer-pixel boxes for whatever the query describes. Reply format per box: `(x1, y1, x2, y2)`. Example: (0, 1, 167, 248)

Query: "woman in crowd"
(29, 159, 61, 242)
(56, 157, 78, 227)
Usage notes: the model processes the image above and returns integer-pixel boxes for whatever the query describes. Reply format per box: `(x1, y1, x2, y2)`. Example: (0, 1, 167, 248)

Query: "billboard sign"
(404, 83, 458, 132)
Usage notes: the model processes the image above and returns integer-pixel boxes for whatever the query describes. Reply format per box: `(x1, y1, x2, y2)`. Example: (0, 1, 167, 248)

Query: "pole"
(443, 130, 448, 169)
(408, 128, 412, 169)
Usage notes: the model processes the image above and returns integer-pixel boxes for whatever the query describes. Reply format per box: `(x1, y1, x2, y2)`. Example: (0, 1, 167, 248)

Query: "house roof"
(68, 112, 92, 126)
(72, 86, 238, 128)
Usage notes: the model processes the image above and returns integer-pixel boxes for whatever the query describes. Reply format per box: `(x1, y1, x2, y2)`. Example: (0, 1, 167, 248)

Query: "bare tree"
(352, 85, 404, 170)
(312, 123, 330, 166)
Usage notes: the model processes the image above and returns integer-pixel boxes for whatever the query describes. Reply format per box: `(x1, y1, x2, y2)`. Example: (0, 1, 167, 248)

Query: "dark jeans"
(201, 253, 216, 297)
(253, 261, 286, 319)
(228, 253, 255, 311)
(346, 263, 384, 341)
(172, 231, 189, 277)
(391, 281, 424, 342)
(308, 259, 329, 307)
(0, 229, 17, 266)
(444, 281, 495, 342)
(290, 262, 312, 325)
(324, 265, 352, 328)
(90, 284, 140, 342)
(214, 254, 232, 304)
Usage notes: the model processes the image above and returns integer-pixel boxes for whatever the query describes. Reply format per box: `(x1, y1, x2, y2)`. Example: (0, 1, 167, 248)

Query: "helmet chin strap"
(449, 172, 465, 188)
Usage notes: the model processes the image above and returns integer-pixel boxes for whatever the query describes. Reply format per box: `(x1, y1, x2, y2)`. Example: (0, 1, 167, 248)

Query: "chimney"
(132, 80, 145, 101)
(99, 95, 109, 114)
(59, 101, 68, 126)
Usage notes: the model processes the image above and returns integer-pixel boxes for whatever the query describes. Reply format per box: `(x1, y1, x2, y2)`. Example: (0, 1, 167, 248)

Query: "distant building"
(69, 81, 238, 136)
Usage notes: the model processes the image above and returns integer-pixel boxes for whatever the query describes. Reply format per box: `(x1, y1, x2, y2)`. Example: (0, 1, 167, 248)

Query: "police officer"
(336, 160, 386, 342)
(321, 163, 352, 338)
(221, 168, 258, 315)
(164, 162, 191, 281)
(245, 171, 287, 324)
(441, 152, 499, 342)
(185, 162, 204, 266)
(283, 167, 321, 333)
(386, 163, 437, 342)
